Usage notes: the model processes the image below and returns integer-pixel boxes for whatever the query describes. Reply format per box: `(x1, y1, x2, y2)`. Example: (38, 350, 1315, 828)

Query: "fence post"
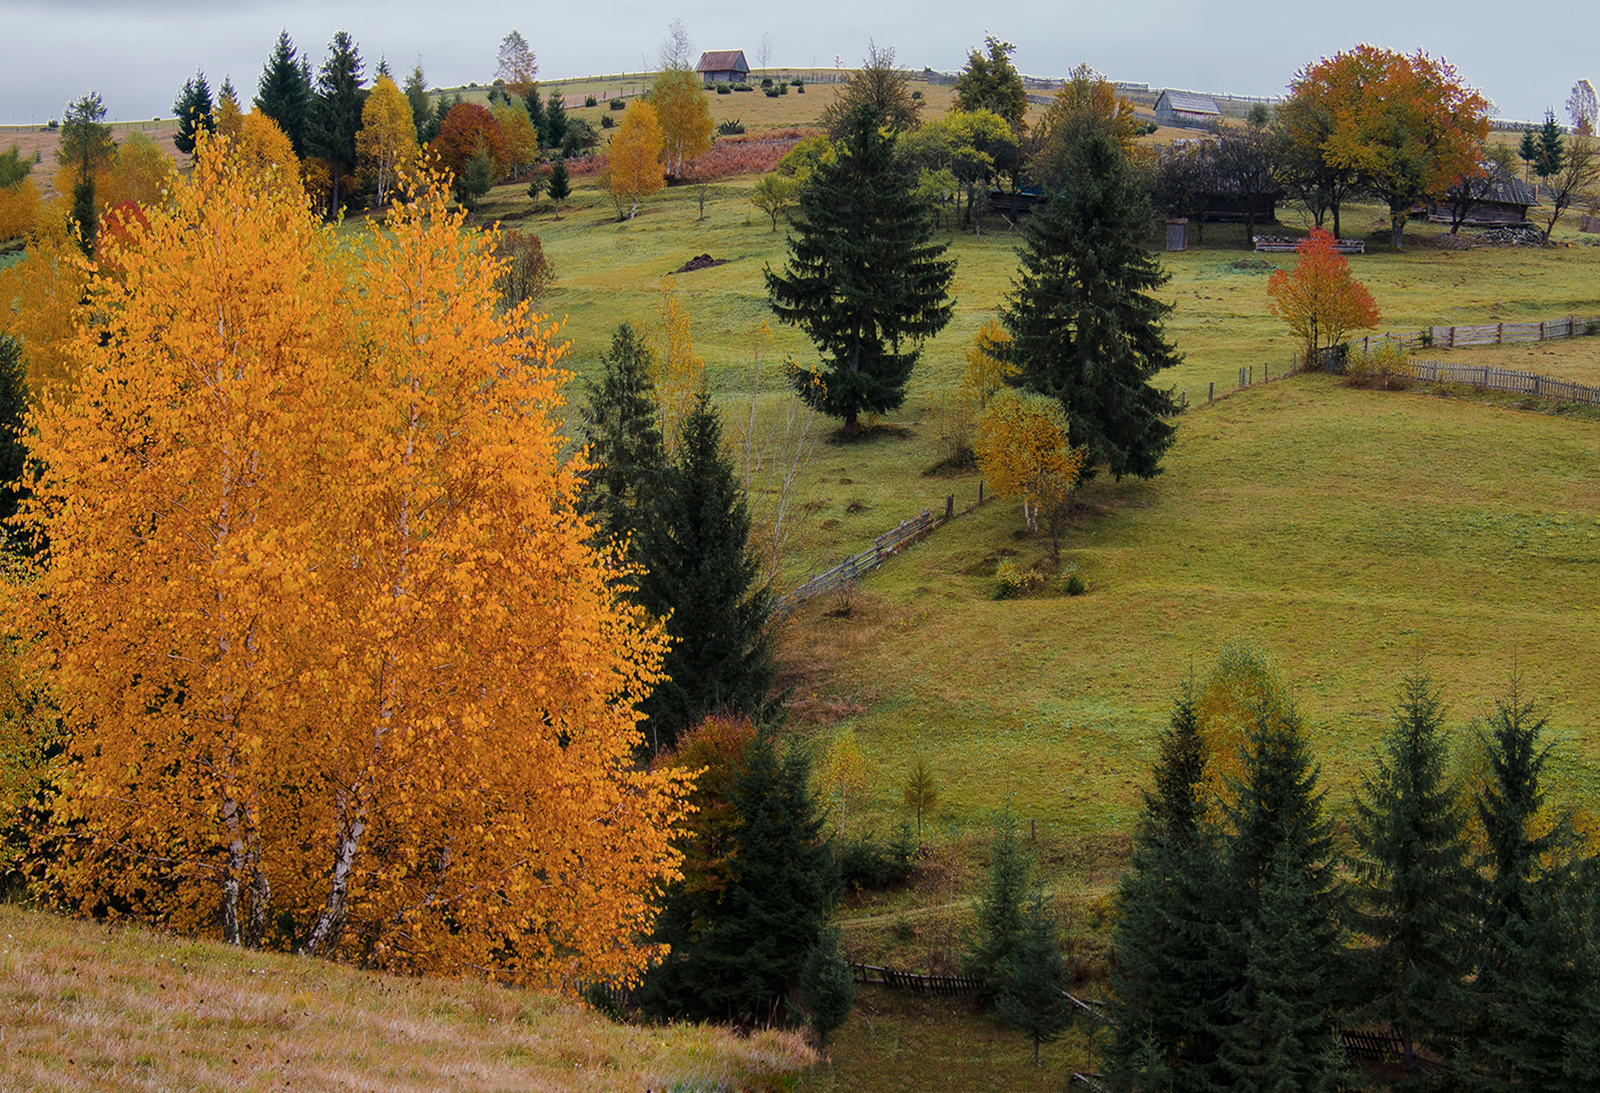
(978, 480, 984, 504)
(1498, 322, 1504, 344)
(1239, 367, 1246, 388)
(1250, 365, 1254, 386)
(1209, 381, 1215, 402)
(945, 494, 954, 520)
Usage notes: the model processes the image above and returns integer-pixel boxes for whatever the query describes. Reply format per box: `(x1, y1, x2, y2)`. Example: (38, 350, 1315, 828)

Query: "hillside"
(0, 905, 814, 1092)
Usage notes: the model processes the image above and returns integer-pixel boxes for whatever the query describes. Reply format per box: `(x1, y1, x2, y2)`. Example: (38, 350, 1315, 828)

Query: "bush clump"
(837, 824, 916, 891)
(609, 97, 626, 110)
(714, 83, 731, 95)
(717, 118, 745, 136)
(995, 559, 1043, 599)
(584, 95, 597, 107)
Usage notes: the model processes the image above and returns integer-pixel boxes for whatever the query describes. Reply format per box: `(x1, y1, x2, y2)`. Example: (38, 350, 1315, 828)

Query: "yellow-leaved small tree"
(603, 100, 665, 220)
(975, 387, 1087, 557)
(6, 134, 688, 987)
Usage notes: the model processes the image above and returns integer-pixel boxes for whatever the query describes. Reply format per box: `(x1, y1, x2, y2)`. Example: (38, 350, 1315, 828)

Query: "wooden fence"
(1316, 352, 1600, 407)
(849, 961, 983, 997)
(1362, 313, 1600, 354)
(775, 510, 939, 611)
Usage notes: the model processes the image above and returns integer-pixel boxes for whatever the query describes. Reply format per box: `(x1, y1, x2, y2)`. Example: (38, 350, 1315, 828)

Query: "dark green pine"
(306, 30, 366, 210)
(579, 322, 663, 562)
(964, 811, 1031, 1001)
(1001, 131, 1181, 480)
(1106, 684, 1229, 1093)
(765, 103, 955, 437)
(171, 71, 214, 156)
(1347, 672, 1472, 1079)
(638, 732, 838, 1024)
(636, 391, 774, 752)
(253, 30, 314, 158)
(997, 891, 1074, 1066)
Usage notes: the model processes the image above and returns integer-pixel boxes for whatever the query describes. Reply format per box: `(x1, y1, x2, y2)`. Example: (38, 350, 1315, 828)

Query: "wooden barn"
(1154, 90, 1222, 128)
(1428, 163, 1538, 228)
(696, 50, 750, 85)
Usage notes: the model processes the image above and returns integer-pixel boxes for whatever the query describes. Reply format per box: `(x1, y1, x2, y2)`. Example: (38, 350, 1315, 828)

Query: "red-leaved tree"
(1267, 228, 1380, 366)
(429, 102, 507, 183)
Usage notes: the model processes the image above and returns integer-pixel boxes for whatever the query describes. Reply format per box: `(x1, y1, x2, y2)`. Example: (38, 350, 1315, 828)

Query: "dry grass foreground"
(0, 905, 815, 1092)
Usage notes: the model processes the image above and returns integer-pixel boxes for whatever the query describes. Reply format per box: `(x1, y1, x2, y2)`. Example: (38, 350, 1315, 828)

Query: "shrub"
(995, 559, 1043, 599)
(600, 114, 614, 129)
(495, 229, 555, 309)
(760, 78, 774, 89)
(792, 78, 804, 87)
(1344, 340, 1410, 388)
(733, 83, 753, 93)
(1065, 574, 1087, 596)
(911, 90, 923, 100)
(837, 826, 915, 891)
(765, 89, 780, 98)
(717, 118, 745, 136)
(715, 83, 731, 95)
(610, 97, 626, 110)
(584, 95, 597, 107)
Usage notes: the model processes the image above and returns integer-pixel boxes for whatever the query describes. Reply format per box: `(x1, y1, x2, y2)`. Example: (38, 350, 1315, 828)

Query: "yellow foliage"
(0, 178, 40, 243)
(654, 276, 704, 454)
(651, 68, 714, 177)
(1195, 641, 1296, 810)
(229, 112, 301, 198)
(4, 134, 688, 986)
(975, 387, 1087, 533)
(99, 131, 175, 211)
(603, 100, 665, 220)
(0, 209, 92, 399)
(962, 320, 1016, 408)
(357, 76, 420, 206)
(492, 102, 541, 174)
(820, 727, 868, 836)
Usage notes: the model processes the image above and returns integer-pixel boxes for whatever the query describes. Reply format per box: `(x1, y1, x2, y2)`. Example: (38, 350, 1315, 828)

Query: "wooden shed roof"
(696, 50, 749, 73)
(1158, 90, 1221, 115)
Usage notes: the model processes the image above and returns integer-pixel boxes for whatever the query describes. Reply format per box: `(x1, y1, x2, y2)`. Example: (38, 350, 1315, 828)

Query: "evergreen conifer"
(998, 891, 1073, 1065)
(1001, 132, 1181, 480)
(307, 31, 366, 212)
(965, 812, 1031, 1000)
(636, 391, 774, 752)
(1348, 672, 1472, 1077)
(253, 30, 314, 157)
(579, 322, 663, 563)
(765, 104, 955, 437)
(800, 922, 857, 1054)
(172, 71, 215, 156)
(543, 90, 569, 150)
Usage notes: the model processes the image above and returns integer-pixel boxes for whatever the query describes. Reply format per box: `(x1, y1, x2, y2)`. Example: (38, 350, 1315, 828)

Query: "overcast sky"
(1, 1, 1590, 127)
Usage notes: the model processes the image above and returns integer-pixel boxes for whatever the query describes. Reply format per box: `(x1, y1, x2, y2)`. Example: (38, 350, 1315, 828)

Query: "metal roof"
(1159, 90, 1222, 115)
(696, 50, 749, 73)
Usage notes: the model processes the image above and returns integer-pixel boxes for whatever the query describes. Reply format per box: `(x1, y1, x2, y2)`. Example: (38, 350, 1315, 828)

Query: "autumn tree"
(1275, 61, 1365, 238)
(356, 74, 419, 206)
(254, 30, 314, 158)
(213, 78, 244, 137)
(658, 18, 695, 72)
(1266, 228, 1380, 366)
(492, 102, 540, 178)
(227, 111, 301, 198)
(306, 30, 366, 214)
(766, 104, 954, 437)
(1312, 46, 1491, 249)
(903, 755, 939, 848)
(99, 131, 174, 212)
(901, 109, 1020, 231)
(6, 137, 688, 985)
(0, 213, 92, 399)
(602, 99, 665, 220)
(975, 387, 1087, 548)
(1539, 132, 1599, 243)
(0, 151, 40, 243)
(172, 70, 215, 156)
(955, 36, 1027, 132)
(1029, 63, 1139, 188)
(819, 41, 923, 137)
(431, 102, 506, 192)
(651, 68, 714, 179)
(1002, 132, 1180, 481)
(495, 30, 538, 98)
(0, 334, 26, 535)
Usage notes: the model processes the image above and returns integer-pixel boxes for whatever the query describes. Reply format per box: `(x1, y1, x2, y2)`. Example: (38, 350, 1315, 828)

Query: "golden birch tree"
(603, 100, 665, 220)
(651, 68, 714, 178)
(653, 276, 704, 455)
(975, 387, 1087, 534)
(6, 134, 688, 986)
(356, 75, 420, 207)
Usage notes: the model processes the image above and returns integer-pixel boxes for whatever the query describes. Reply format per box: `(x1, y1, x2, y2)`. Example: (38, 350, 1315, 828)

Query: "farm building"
(1427, 162, 1538, 228)
(696, 51, 750, 85)
(1155, 90, 1222, 128)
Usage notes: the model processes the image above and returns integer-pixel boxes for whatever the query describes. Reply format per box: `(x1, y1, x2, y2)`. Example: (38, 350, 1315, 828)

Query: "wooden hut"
(1428, 163, 1538, 228)
(696, 51, 750, 86)
(1155, 90, 1222, 128)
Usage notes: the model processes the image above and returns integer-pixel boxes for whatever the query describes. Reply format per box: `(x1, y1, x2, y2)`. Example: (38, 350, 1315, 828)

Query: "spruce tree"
(800, 921, 857, 1055)
(523, 84, 546, 146)
(1210, 702, 1347, 1092)
(637, 731, 838, 1024)
(580, 322, 663, 562)
(306, 30, 366, 212)
(1348, 672, 1472, 1078)
(636, 391, 774, 752)
(1537, 110, 1567, 181)
(547, 157, 571, 213)
(57, 93, 113, 257)
(1001, 131, 1181, 480)
(965, 812, 1031, 1000)
(998, 891, 1074, 1066)
(253, 30, 313, 157)
(403, 61, 432, 144)
(543, 89, 568, 150)
(172, 70, 215, 156)
(765, 104, 955, 437)
(1107, 685, 1227, 1093)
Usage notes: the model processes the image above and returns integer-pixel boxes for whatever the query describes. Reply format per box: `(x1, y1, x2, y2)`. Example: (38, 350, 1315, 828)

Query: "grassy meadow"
(6, 75, 1600, 1087)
